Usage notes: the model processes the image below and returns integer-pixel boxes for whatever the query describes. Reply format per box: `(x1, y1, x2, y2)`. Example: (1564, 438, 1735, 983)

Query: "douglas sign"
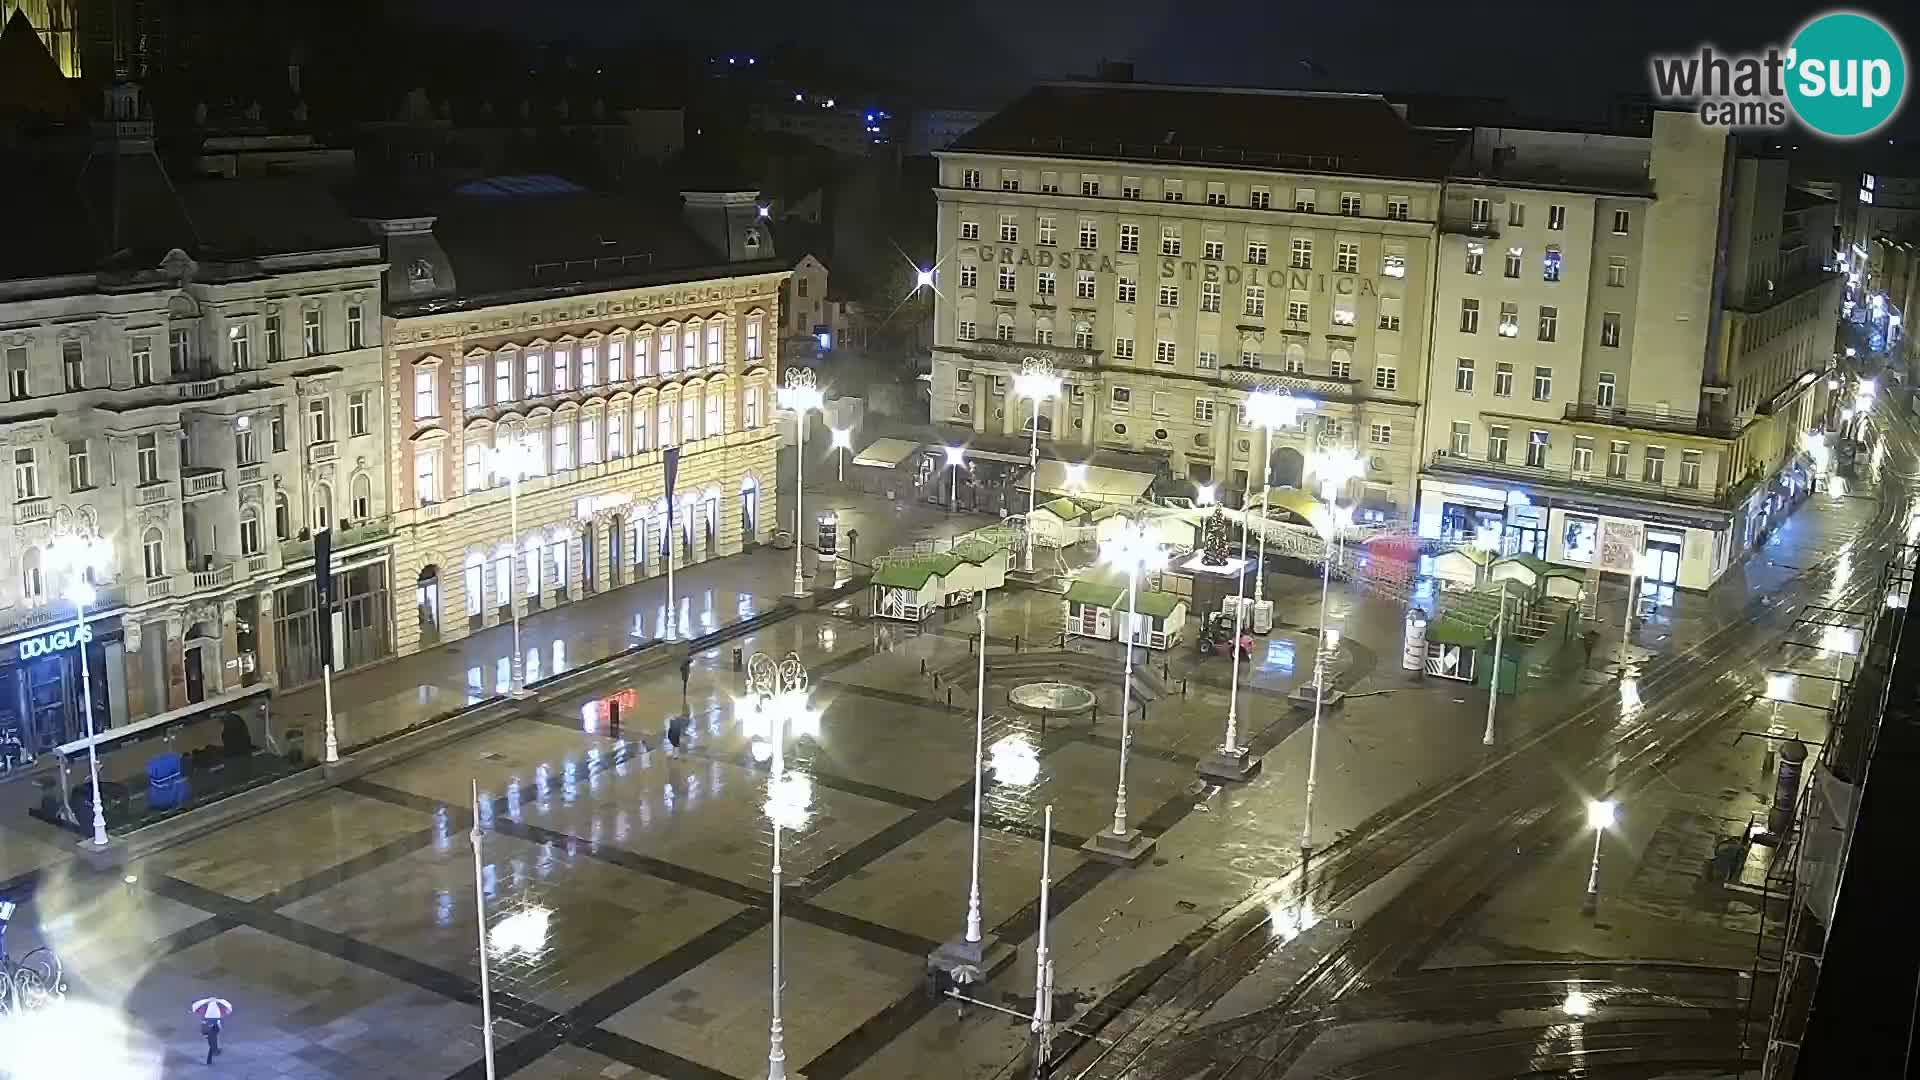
(18, 625, 93, 660)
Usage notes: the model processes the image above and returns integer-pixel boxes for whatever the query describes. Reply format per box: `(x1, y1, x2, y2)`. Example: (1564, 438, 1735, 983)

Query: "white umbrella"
(191, 997, 234, 1021)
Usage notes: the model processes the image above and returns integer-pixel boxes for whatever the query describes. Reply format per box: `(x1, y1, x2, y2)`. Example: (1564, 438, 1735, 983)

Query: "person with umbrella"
(193, 997, 233, 1064)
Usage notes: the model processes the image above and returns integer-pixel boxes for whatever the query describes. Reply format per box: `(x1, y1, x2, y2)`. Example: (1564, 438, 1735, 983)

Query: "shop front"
(1418, 479, 1547, 557)
(272, 561, 392, 688)
(0, 616, 128, 772)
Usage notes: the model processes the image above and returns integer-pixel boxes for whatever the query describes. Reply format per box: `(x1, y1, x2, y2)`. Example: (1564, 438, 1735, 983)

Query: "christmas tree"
(1201, 508, 1231, 566)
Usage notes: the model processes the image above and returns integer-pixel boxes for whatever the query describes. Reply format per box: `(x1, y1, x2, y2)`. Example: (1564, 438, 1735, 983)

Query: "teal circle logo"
(1787, 11, 1907, 138)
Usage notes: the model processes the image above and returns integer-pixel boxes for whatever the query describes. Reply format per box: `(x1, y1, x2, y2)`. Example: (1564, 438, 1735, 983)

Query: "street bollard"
(921, 658, 928, 675)
(1182, 677, 1189, 696)
(948, 687, 954, 708)
(1015, 634, 1022, 653)
(969, 636, 975, 656)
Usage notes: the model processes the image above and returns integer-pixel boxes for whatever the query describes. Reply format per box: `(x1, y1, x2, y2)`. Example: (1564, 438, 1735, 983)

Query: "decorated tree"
(1201, 509, 1231, 566)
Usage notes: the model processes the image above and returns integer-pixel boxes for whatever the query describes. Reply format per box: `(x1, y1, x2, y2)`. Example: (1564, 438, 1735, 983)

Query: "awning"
(852, 438, 921, 469)
(1019, 459, 1155, 503)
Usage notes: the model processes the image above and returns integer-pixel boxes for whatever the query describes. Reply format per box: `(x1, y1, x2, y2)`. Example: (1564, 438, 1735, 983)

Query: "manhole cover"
(1008, 682, 1097, 716)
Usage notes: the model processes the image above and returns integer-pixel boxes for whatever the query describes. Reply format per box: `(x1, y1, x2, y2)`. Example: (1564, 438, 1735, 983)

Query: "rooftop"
(947, 83, 1462, 180)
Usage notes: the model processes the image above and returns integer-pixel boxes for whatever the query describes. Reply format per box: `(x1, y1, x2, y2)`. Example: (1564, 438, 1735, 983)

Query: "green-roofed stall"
(870, 539, 1011, 622)
(1062, 567, 1190, 651)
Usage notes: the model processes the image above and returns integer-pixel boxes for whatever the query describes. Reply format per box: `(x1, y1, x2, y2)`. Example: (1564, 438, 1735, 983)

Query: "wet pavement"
(1, 421, 1909, 1079)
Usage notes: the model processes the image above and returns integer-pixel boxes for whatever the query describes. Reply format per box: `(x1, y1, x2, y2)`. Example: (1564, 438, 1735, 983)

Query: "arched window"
(240, 505, 262, 555)
(351, 472, 373, 520)
(312, 482, 333, 532)
(142, 528, 166, 579)
(21, 547, 44, 602)
(274, 492, 291, 540)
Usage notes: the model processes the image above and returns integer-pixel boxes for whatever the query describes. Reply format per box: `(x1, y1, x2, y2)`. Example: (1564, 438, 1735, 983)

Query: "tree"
(1201, 509, 1231, 566)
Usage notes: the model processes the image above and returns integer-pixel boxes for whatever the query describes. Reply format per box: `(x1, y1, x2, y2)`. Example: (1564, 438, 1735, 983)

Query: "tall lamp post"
(943, 445, 967, 511)
(738, 652, 818, 1080)
(469, 780, 497, 1080)
(1014, 357, 1063, 573)
(778, 369, 824, 599)
(1083, 524, 1167, 865)
(1483, 583, 1509, 747)
(1243, 390, 1316, 608)
(488, 439, 537, 697)
(1301, 496, 1353, 857)
(1581, 798, 1617, 915)
(829, 427, 852, 483)
(1199, 479, 1257, 782)
(50, 533, 113, 847)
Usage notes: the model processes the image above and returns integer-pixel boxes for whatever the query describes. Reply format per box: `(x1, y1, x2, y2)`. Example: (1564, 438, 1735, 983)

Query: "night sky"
(420, 0, 1920, 134)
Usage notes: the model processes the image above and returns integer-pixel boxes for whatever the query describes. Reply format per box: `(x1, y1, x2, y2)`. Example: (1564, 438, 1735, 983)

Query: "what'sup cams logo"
(1649, 10, 1907, 138)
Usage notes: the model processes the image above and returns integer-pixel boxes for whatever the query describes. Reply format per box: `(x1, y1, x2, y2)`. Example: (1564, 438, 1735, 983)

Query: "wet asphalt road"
(1058, 398, 1920, 1080)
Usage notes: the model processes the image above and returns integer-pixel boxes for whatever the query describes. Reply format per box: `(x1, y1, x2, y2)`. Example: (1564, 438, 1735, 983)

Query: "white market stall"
(869, 540, 1009, 622)
(1063, 568, 1188, 651)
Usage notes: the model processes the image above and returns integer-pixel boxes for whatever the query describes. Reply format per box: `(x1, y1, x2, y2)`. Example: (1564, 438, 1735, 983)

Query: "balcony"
(182, 467, 228, 499)
(143, 576, 173, 601)
(136, 481, 175, 506)
(247, 555, 272, 576)
(13, 495, 52, 525)
(1427, 450, 1728, 506)
(279, 520, 394, 565)
(237, 464, 264, 487)
(937, 338, 1099, 369)
(307, 441, 338, 464)
(0, 584, 129, 635)
(1440, 213, 1500, 238)
(191, 559, 237, 591)
(1562, 403, 1739, 440)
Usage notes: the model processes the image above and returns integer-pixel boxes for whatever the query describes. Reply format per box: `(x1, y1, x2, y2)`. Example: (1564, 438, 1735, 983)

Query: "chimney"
(681, 190, 772, 263)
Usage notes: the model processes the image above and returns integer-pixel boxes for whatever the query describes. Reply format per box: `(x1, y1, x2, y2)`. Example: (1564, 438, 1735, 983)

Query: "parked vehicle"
(1196, 612, 1253, 659)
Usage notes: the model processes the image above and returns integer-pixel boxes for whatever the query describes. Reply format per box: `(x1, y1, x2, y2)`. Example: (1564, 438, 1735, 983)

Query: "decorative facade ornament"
(258, 590, 274, 615)
(221, 600, 238, 627)
(123, 618, 142, 654)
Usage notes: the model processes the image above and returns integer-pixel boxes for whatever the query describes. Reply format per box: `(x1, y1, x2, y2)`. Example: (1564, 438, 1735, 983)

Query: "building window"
(347, 304, 366, 349)
(524, 350, 544, 395)
(1334, 242, 1358, 273)
(1241, 346, 1264, 370)
(1121, 178, 1141, 199)
(1494, 362, 1514, 397)
(1547, 204, 1566, 230)
(235, 425, 257, 465)
(607, 337, 626, 380)
(581, 343, 599, 387)
(1037, 216, 1056, 246)
(1038, 271, 1057, 297)
(464, 362, 484, 409)
(312, 482, 334, 530)
(635, 406, 651, 450)
(1487, 425, 1509, 462)
(1076, 271, 1096, 300)
(143, 528, 165, 580)
(557, 344, 578, 387)
(1612, 209, 1631, 234)
(659, 333, 678, 375)
(240, 507, 262, 556)
(1194, 398, 1215, 422)
(1537, 306, 1558, 341)
(608, 410, 626, 457)
(1158, 284, 1178, 307)
(1370, 422, 1392, 445)
(1341, 192, 1362, 216)
(1600, 312, 1621, 347)
(1113, 337, 1135, 361)
(1460, 299, 1480, 333)
(1117, 276, 1138, 304)
(1387, 196, 1410, 221)
(1330, 354, 1352, 379)
(995, 318, 1015, 342)
(1243, 286, 1265, 318)
(349, 390, 370, 436)
(957, 320, 977, 341)
(1294, 189, 1316, 212)
(1505, 247, 1523, 278)
(1001, 171, 1020, 192)
(1374, 366, 1397, 392)
(1163, 179, 1184, 202)
(1533, 366, 1553, 401)
(1508, 201, 1526, 227)
(1201, 281, 1221, 312)
(1607, 440, 1629, 479)
(465, 443, 485, 492)
(581, 415, 601, 463)
(1161, 226, 1182, 256)
(960, 265, 978, 289)
(1596, 372, 1617, 407)
(1450, 422, 1471, 455)
(1607, 257, 1628, 287)
(167, 329, 189, 375)
(61, 340, 84, 390)
(1456, 358, 1475, 393)
(1203, 239, 1224, 261)
(137, 433, 159, 484)
(66, 439, 91, 491)
(1247, 241, 1269, 265)
(132, 335, 155, 386)
(962, 168, 981, 189)
(1155, 340, 1177, 366)
(1498, 302, 1519, 337)
(1197, 350, 1217, 371)
(495, 353, 515, 401)
(1470, 198, 1491, 225)
(264, 315, 282, 362)
(1331, 301, 1355, 327)
(1526, 429, 1549, 467)
(999, 213, 1018, 243)
(1251, 187, 1271, 209)
(1644, 446, 1666, 484)
(414, 368, 436, 420)
(309, 397, 332, 443)
(1287, 299, 1309, 322)
(1282, 350, 1303, 374)
(6, 348, 28, 399)
(302, 308, 323, 354)
(1464, 243, 1485, 275)
(1206, 183, 1226, 206)
(1543, 247, 1562, 282)
(1078, 220, 1098, 249)
(998, 265, 1017, 292)
(1118, 223, 1140, 253)
(960, 220, 980, 241)
(1572, 436, 1594, 472)
(271, 405, 286, 452)
(1290, 237, 1312, 269)
(1110, 386, 1131, 412)
(1680, 450, 1702, 489)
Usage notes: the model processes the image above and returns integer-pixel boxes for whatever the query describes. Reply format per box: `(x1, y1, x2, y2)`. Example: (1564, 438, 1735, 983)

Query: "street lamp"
(49, 534, 112, 847)
(1014, 357, 1063, 573)
(934, 589, 995, 977)
(1243, 390, 1317, 604)
(487, 439, 538, 695)
(1617, 551, 1659, 669)
(914, 266, 935, 292)
(1308, 446, 1367, 507)
(1483, 581, 1509, 747)
(1581, 798, 1617, 915)
(1064, 462, 1088, 494)
(1085, 525, 1167, 864)
(943, 445, 967, 511)
(1301, 500, 1352, 856)
(1199, 484, 1255, 782)
(469, 780, 498, 1080)
(778, 369, 825, 598)
(1195, 483, 1216, 506)
(738, 652, 816, 1080)
(829, 427, 852, 483)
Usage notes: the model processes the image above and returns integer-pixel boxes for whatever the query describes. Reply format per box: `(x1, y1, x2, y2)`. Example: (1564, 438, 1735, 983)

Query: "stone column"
(255, 590, 279, 688)
(1053, 394, 1068, 444)
(972, 380, 988, 434)
(218, 600, 240, 697)
(1079, 389, 1096, 447)
(164, 615, 186, 710)
(1212, 401, 1232, 489)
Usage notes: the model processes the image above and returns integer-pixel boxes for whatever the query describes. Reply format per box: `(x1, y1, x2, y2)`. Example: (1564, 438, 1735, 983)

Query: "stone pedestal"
(1287, 685, 1347, 711)
(1081, 827, 1156, 866)
(1198, 745, 1260, 783)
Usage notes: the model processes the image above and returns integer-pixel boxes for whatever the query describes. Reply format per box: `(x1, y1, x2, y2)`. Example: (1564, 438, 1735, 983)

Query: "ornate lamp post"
(48, 533, 113, 847)
(738, 652, 818, 1080)
(829, 427, 852, 483)
(1013, 357, 1063, 573)
(777, 370, 825, 598)
(1581, 798, 1617, 915)
(1083, 524, 1167, 865)
(488, 439, 538, 696)
(1300, 456, 1357, 858)
(1243, 390, 1316, 606)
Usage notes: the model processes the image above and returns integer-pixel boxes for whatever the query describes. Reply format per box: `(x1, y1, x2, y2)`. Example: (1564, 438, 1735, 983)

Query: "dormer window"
(744, 228, 761, 252)
(408, 259, 436, 288)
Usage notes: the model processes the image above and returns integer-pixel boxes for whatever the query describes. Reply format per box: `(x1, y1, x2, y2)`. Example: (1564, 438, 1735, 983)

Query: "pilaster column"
(255, 590, 279, 687)
(972, 380, 988, 434)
